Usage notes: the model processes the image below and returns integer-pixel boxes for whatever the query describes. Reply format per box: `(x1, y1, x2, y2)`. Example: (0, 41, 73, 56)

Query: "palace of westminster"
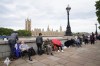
(25, 18, 64, 36)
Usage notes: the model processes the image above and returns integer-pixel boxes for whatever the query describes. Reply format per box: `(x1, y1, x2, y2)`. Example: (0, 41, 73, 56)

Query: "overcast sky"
(0, 0, 99, 33)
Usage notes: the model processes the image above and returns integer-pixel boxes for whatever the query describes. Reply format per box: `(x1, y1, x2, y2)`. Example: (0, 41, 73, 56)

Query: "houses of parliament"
(25, 18, 64, 36)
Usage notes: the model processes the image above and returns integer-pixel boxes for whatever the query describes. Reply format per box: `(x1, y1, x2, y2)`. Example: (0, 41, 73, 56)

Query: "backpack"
(29, 47, 36, 56)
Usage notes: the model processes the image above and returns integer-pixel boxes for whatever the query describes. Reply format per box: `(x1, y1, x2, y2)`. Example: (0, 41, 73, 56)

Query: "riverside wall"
(0, 36, 73, 58)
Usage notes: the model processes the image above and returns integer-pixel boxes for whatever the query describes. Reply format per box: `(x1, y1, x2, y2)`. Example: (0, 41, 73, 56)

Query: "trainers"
(29, 58, 32, 61)
(58, 50, 60, 52)
(47, 53, 49, 55)
(61, 50, 64, 52)
(51, 53, 53, 56)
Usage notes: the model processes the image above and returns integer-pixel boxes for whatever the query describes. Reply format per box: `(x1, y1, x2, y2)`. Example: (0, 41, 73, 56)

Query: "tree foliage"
(0, 27, 32, 36)
(0, 27, 13, 36)
(95, 0, 100, 28)
(17, 30, 32, 36)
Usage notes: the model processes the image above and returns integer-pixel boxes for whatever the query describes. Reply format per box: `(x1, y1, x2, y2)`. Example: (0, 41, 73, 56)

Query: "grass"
(0, 58, 4, 66)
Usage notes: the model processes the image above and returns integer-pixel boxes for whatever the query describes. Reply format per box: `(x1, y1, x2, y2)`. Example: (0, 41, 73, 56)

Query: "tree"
(0, 27, 13, 35)
(95, 0, 100, 29)
(17, 30, 32, 36)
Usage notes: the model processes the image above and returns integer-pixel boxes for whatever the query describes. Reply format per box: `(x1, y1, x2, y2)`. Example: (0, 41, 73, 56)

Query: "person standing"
(36, 33, 43, 55)
(82, 34, 85, 44)
(8, 31, 18, 59)
(75, 36, 81, 47)
(90, 32, 95, 44)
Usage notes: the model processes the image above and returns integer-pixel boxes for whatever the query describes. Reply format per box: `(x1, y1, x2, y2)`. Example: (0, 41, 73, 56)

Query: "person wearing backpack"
(36, 33, 43, 55)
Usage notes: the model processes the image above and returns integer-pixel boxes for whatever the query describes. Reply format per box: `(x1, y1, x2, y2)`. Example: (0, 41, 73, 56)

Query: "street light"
(65, 5, 72, 36)
(66, 5, 71, 26)
(95, 23, 98, 37)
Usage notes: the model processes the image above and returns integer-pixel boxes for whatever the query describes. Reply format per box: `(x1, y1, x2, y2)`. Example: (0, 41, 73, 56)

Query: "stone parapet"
(0, 37, 69, 58)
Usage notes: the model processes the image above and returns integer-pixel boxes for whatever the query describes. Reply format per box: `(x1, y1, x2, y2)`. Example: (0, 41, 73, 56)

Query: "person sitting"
(19, 41, 32, 61)
(43, 38, 53, 55)
(75, 36, 81, 47)
(54, 44, 64, 52)
(52, 40, 64, 52)
(14, 41, 21, 58)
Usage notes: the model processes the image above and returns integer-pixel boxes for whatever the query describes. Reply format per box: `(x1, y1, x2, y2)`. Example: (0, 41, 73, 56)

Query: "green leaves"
(95, 1, 100, 10)
(0, 27, 13, 36)
(95, 0, 100, 28)
(17, 30, 32, 36)
(0, 28, 32, 36)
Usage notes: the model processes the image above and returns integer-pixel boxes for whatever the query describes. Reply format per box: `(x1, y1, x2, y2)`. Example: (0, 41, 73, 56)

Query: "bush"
(17, 30, 32, 36)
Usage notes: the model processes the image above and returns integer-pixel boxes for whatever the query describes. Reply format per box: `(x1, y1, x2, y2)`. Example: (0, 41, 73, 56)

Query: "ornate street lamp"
(65, 5, 72, 36)
(95, 23, 98, 37)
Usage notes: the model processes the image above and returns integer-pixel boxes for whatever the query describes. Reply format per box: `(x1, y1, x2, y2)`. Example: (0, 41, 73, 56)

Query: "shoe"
(29, 59, 32, 61)
(51, 53, 53, 56)
(47, 53, 49, 55)
(10, 58, 14, 61)
(58, 50, 60, 52)
(61, 50, 64, 52)
(30, 59, 32, 61)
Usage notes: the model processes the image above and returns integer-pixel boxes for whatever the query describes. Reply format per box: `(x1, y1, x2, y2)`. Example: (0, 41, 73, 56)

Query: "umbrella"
(52, 39, 62, 46)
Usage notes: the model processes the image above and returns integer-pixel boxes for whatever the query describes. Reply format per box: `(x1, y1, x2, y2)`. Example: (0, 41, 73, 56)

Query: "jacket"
(36, 36, 43, 44)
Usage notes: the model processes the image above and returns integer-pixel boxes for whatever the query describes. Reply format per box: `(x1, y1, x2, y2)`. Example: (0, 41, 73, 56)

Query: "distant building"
(25, 18, 64, 36)
(25, 18, 31, 31)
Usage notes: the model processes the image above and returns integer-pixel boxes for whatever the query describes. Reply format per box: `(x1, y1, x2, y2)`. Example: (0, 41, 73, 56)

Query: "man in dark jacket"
(36, 33, 43, 55)
(8, 32, 18, 59)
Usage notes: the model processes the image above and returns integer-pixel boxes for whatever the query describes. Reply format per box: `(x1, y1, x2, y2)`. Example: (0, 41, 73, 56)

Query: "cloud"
(0, 0, 13, 4)
(0, 0, 99, 33)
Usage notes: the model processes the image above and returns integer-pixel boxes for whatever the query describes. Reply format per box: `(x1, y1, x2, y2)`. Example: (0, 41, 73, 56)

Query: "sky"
(0, 0, 99, 33)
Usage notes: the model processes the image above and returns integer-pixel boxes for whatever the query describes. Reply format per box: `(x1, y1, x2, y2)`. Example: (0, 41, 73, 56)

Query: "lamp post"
(95, 23, 98, 37)
(65, 5, 72, 36)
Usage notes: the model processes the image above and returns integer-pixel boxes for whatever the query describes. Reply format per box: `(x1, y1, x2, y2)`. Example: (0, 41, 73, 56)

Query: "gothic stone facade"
(25, 18, 64, 36)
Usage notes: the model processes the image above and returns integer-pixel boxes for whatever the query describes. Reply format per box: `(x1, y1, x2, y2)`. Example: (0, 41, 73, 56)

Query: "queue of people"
(8, 32, 35, 61)
(8, 32, 97, 61)
(36, 33, 64, 55)
(8, 32, 64, 61)
(64, 32, 96, 48)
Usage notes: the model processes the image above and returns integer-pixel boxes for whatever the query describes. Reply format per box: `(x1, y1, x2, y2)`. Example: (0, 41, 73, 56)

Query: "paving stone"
(54, 52, 71, 59)
(9, 41, 100, 66)
(54, 64, 64, 66)
(33, 54, 49, 61)
(54, 54, 69, 59)
(40, 58, 58, 66)
(26, 59, 38, 63)
(60, 52, 73, 57)
(47, 56, 60, 61)
(69, 58, 86, 65)
(85, 58, 96, 63)
(11, 58, 26, 66)
(84, 62, 99, 66)
(70, 54, 82, 59)
(32, 62, 47, 66)
(94, 56, 100, 61)
(65, 62, 84, 66)
(16, 63, 32, 66)
(56, 59, 69, 65)
(93, 60, 100, 65)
